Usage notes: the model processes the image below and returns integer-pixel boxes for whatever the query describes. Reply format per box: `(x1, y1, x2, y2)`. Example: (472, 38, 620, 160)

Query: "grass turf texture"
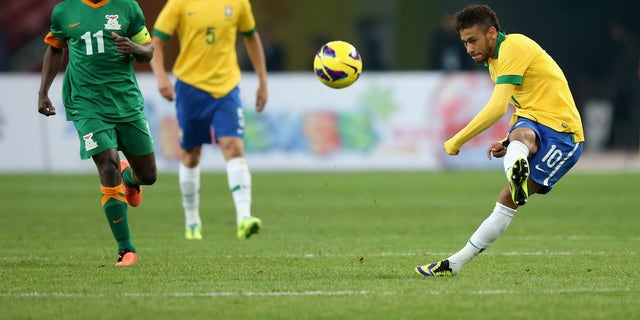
(0, 171, 638, 319)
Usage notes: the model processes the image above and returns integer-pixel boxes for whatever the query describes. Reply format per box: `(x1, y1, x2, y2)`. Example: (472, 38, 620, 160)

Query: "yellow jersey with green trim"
(153, 0, 256, 98)
(488, 32, 584, 142)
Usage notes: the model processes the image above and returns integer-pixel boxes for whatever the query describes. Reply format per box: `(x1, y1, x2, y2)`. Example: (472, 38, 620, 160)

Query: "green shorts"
(73, 117, 154, 159)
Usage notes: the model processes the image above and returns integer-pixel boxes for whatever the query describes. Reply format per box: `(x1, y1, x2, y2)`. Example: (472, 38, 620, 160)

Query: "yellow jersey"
(153, 0, 256, 98)
(488, 32, 584, 142)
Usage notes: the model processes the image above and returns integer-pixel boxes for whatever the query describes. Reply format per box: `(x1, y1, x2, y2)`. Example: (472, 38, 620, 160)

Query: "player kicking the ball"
(415, 4, 584, 277)
(38, 0, 157, 266)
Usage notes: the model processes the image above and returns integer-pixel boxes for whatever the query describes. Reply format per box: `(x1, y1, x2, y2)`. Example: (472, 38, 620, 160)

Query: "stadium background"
(0, 0, 638, 172)
(1, 3, 638, 319)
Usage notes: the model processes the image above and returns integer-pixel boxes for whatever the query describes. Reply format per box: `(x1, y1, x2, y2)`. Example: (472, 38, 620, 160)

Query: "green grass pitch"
(1, 171, 638, 319)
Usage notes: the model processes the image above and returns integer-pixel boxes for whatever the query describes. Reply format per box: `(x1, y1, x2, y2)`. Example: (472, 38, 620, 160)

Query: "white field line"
(0, 287, 636, 299)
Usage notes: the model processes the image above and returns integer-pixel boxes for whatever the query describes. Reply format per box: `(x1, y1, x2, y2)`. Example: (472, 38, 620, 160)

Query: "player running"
(37, 0, 157, 266)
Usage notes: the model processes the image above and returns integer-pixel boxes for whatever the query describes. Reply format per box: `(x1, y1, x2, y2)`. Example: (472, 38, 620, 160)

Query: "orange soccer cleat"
(114, 248, 138, 267)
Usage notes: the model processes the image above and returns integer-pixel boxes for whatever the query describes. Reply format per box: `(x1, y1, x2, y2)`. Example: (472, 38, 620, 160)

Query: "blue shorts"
(175, 80, 245, 149)
(505, 117, 583, 194)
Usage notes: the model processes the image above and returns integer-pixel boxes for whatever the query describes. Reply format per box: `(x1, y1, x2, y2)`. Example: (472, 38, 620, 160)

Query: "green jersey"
(46, 0, 151, 122)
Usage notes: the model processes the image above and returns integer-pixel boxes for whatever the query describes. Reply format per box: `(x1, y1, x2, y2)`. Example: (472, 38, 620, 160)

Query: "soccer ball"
(313, 41, 363, 89)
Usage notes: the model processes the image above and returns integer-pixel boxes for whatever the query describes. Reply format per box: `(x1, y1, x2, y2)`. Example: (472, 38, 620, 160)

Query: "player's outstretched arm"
(444, 83, 515, 155)
(38, 46, 64, 117)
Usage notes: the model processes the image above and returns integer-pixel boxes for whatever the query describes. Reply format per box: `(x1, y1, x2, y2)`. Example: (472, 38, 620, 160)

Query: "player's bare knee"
(137, 167, 157, 185)
(509, 128, 538, 154)
(181, 148, 201, 167)
(182, 156, 200, 168)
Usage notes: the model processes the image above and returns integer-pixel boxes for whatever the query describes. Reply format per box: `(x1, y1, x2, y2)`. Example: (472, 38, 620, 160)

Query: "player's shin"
(179, 163, 201, 227)
(101, 185, 136, 252)
(226, 157, 252, 223)
(448, 202, 515, 274)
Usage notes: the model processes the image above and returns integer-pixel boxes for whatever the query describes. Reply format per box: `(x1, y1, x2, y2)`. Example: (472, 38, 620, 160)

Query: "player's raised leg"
(120, 160, 143, 207)
(503, 140, 531, 206)
(119, 119, 158, 208)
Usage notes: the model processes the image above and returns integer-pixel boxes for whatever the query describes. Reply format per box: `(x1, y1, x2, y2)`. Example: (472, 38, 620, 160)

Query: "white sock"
(226, 157, 252, 223)
(503, 140, 529, 180)
(447, 202, 516, 274)
(179, 163, 201, 227)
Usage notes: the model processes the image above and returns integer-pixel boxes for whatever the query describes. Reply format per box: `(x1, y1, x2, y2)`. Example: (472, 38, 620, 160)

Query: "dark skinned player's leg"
(93, 149, 137, 266)
(122, 152, 158, 186)
(119, 152, 157, 207)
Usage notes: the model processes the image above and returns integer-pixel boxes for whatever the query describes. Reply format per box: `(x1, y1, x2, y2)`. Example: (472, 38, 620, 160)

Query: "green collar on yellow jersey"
(485, 31, 507, 67)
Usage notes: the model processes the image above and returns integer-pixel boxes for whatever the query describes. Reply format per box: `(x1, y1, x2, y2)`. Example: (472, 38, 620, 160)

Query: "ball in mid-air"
(313, 41, 362, 89)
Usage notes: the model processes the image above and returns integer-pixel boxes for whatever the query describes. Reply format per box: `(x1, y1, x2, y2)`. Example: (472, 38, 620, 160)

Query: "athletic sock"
(101, 185, 136, 252)
(179, 163, 201, 227)
(226, 157, 252, 223)
(121, 166, 140, 187)
(503, 140, 529, 180)
(447, 202, 516, 274)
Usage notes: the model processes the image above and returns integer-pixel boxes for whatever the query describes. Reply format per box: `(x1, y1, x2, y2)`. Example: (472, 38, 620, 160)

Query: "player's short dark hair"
(454, 4, 501, 33)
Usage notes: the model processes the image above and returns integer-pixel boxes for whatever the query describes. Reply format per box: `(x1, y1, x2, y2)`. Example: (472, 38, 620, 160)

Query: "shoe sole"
(510, 158, 529, 206)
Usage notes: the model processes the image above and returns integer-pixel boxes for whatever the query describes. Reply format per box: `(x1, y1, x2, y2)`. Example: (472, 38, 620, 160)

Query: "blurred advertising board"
(0, 72, 509, 172)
